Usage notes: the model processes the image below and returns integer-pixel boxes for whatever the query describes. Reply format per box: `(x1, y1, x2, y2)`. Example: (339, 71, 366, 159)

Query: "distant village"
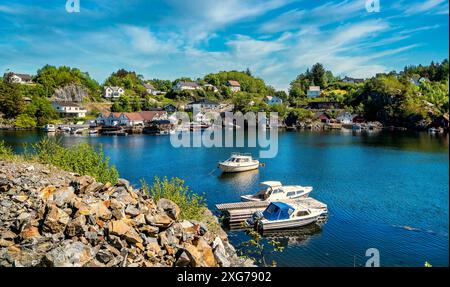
(2, 62, 448, 135)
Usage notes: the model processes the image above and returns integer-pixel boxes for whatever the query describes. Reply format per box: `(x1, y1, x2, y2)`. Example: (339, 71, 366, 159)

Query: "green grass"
(26, 138, 119, 184)
(0, 140, 14, 159)
(141, 176, 207, 221)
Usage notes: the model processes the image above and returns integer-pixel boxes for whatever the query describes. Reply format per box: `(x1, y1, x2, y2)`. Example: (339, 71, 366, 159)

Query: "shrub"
(14, 114, 37, 128)
(0, 140, 13, 159)
(141, 176, 206, 221)
(29, 138, 119, 184)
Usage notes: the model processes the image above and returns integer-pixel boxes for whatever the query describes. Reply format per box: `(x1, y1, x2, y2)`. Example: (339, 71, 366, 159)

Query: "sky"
(0, 0, 448, 90)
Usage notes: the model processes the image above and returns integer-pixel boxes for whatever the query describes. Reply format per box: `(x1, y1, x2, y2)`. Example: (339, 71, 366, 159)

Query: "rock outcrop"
(0, 160, 253, 267)
(53, 84, 89, 102)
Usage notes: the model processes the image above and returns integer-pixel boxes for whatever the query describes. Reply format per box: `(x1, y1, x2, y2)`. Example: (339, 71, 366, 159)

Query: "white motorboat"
(218, 153, 260, 173)
(241, 181, 312, 202)
(247, 201, 325, 231)
(43, 124, 56, 132)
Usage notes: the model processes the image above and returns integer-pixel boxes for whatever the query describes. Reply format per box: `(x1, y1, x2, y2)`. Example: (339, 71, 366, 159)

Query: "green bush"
(0, 140, 14, 159)
(141, 176, 206, 221)
(29, 138, 119, 184)
(14, 114, 37, 128)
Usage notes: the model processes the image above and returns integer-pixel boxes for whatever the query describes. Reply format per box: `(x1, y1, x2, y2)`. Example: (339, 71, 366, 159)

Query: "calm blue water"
(1, 130, 448, 267)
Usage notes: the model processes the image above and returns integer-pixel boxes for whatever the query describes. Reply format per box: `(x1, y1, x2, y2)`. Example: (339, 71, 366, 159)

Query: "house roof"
(53, 101, 82, 107)
(265, 96, 273, 101)
(123, 112, 144, 121)
(105, 86, 124, 92)
(337, 111, 353, 118)
(343, 76, 364, 82)
(138, 111, 167, 121)
(143, 83, 155, 90)
(177, 81, 199, 88)
(13, 73, 32, 80)
(227, 80, 240, 87)
(308, 86, 321, 91)
(188, 98, 219, 105)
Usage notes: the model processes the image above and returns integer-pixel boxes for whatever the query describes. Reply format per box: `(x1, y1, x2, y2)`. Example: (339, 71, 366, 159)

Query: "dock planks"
(216, 197, 327, 223)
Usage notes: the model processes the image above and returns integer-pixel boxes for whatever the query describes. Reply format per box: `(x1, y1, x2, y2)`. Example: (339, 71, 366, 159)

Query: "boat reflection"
(225, 221, 325, 248)
(261, 223, 323, 247)
(217, 169, 259, 192)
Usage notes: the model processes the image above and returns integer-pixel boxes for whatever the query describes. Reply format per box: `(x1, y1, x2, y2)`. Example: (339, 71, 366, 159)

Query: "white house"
(143, 82, 161, 95)
(342, 76, 364, 84)
(185, 98, 219, 111)
(103, 86, 125, 99)
(336, 112, 353, 124)
(52, 102, 87, 118)
(4, 73, 33, 84)
(173, 81, 200, 91)
(409, 76, 428, 86)
(203, 83, 219, 92)
(307, 86, 321, 98)
(227, 80, 241, 92)
(96, 111, 167, 127)
(264, 96, 283, 106)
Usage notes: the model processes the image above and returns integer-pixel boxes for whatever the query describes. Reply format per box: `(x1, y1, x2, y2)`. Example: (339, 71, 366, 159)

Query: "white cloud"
(259, 0, 365, 33)
(163, 0, 295, 43)
(404, 0, 447, 15)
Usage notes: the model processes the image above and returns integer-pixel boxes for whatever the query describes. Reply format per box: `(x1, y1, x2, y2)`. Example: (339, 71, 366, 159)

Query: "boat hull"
(260, 214, 321, 230)
(240, 191, 311, 202)
(219, 162, 259, 173)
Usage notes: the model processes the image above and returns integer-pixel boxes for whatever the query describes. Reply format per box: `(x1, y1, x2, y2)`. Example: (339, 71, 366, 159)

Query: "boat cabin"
(224, 153, 254, 163)
(263, 202, 313, 221)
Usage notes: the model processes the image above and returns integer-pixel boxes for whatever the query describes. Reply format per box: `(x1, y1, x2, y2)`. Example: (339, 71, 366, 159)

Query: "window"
(296, 210, 309, 217)
(272, 189, 282, 194)
(286, 191, 296, 197)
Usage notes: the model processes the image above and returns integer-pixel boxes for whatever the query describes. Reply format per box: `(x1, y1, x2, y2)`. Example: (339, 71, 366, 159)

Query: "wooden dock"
(216, 197, 328, 224)
(216, 201, 270, 224)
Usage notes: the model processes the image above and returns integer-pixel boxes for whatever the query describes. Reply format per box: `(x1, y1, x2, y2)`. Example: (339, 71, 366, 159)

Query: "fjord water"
(1, 130, 448, 267)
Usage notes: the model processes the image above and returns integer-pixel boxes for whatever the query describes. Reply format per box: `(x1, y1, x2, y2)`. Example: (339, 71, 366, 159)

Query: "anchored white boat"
(43, 124, 56, 132)
(241, 181, 312, 202)
(218, 153, 260, 173)
(247, 201, 325, 231)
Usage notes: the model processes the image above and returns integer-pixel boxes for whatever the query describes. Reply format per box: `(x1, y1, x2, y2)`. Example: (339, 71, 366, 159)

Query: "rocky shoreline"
(0, 160, 253, 267)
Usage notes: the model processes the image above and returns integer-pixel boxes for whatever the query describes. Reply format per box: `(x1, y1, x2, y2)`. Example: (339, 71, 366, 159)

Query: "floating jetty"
(216, 197, 328, 226)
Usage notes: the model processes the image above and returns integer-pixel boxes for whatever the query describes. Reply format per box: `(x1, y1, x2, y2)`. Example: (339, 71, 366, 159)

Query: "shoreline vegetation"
(0, 60, 448, 132)
(0, 139, 255, 267)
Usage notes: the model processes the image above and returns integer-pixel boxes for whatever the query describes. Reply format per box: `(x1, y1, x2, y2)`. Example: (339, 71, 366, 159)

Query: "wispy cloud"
(0, 0, 447, 90)
(404, 0, 447, 15)
(259, 0, 365, 33)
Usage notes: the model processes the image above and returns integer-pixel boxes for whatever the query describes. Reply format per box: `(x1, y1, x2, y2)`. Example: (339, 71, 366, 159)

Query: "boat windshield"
(263, 202, 294, 221)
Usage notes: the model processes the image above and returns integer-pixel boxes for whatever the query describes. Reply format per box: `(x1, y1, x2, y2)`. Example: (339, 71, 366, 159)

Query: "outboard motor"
(245, 211, 264, 228)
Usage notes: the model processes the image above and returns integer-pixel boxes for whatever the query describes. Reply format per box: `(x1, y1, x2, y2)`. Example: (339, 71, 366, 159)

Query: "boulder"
(52, 186, 75, 207)
(43, 205, 70, 233)
(157, 199, 181, 220)
(145, 214, 173, 228)
(65, 216, 87, 237)
(44, 241, 94, 267)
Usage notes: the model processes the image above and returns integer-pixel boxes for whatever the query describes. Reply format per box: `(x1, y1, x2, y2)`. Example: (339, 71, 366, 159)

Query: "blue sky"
(0, 0, 448, 90)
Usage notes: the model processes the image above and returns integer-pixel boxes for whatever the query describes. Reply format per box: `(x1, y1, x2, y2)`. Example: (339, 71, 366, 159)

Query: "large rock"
(44, 241, 94, 267)
(145, 214, 173, 228)
(65, 216, 87, 237)
(108, 220, 142, 244)
(212, 237, 230, 267)
(52, 186, 75, 207)
(157, 199, 181, 220)
(43, 205, 71, 233)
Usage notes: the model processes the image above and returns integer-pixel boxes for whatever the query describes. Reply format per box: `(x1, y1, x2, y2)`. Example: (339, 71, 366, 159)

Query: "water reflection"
(217, 169, 260, 195)
(261, 223, 323, 248)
